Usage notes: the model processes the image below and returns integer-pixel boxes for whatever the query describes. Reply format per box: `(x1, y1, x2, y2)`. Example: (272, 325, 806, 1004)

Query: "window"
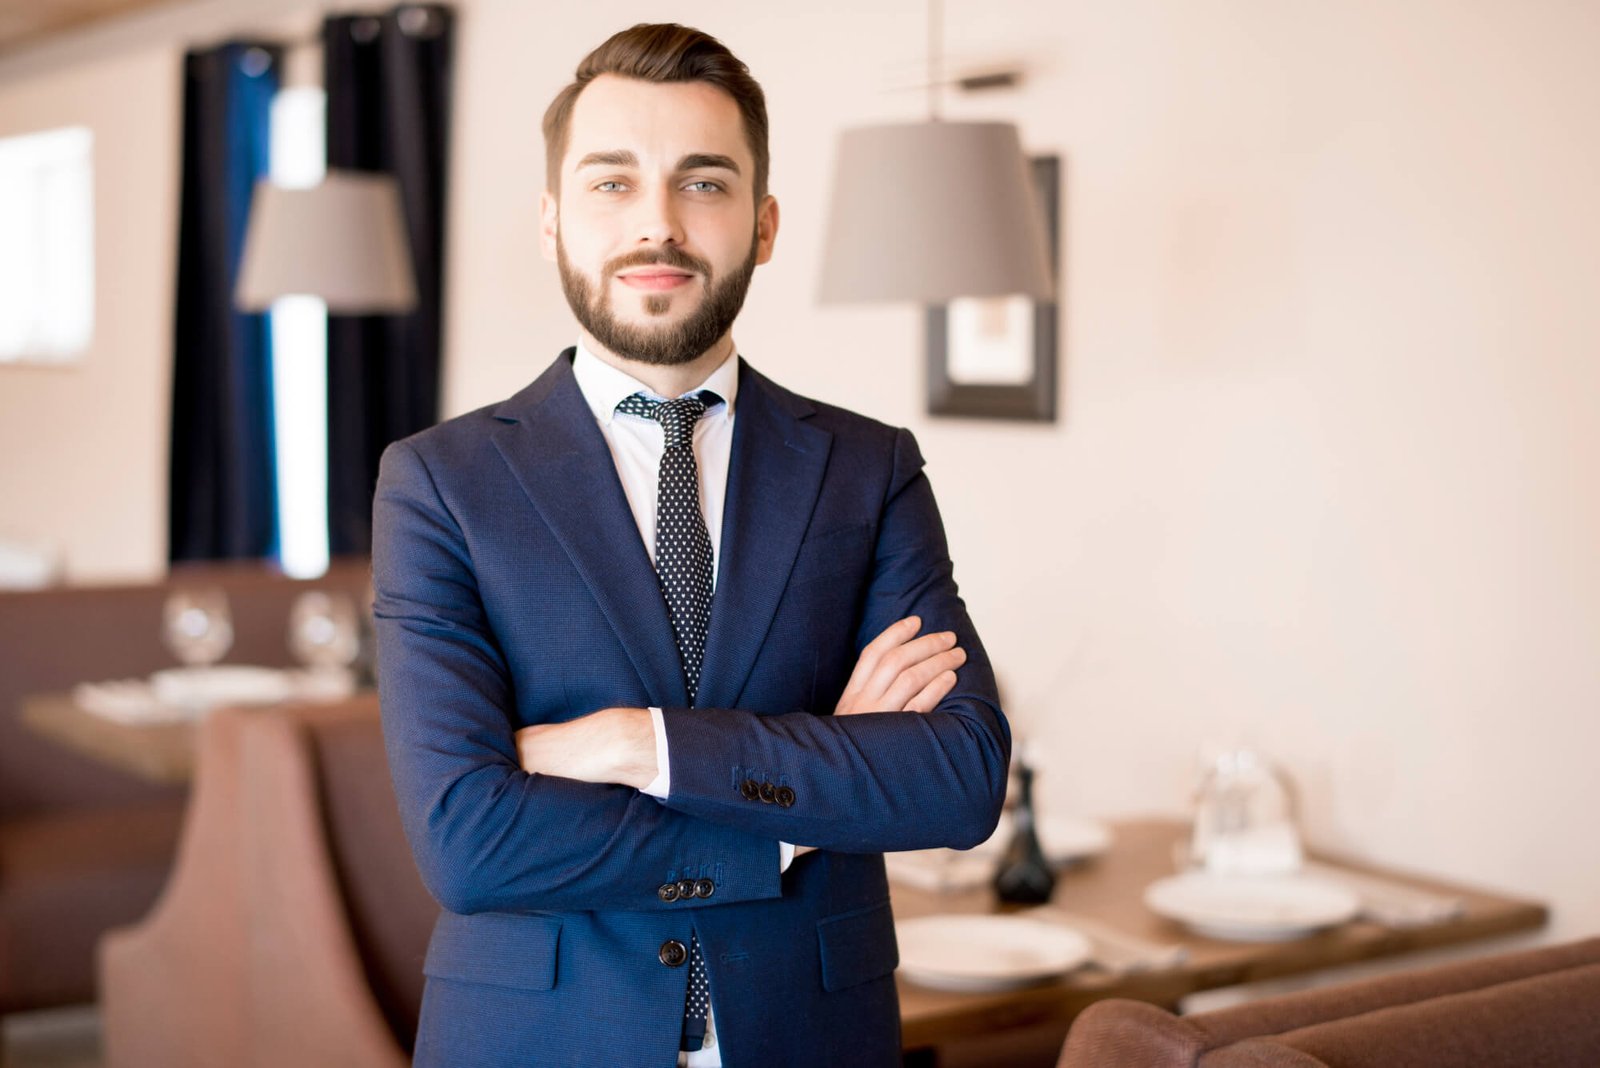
(0, 126, 94, 364)
(267, 87, 329, 578)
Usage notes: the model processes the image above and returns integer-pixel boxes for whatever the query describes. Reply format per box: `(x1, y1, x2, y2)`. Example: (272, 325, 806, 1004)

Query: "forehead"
(564, 74, 750, 172)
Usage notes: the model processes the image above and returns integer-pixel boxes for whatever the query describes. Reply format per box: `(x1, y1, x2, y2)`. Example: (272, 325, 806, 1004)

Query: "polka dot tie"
(613, 390, 720, 703)
(681, 931, 710, 1052)
(614, 390, 718, 1052)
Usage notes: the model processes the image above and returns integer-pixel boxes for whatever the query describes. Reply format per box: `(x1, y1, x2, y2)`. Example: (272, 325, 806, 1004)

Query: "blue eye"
(684, 181, 722, 193)
(595, 180, 627, 192)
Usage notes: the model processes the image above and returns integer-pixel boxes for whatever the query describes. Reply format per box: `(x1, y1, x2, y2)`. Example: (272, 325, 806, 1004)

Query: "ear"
(539, 190, 559, 262)
(754, 194, 780, 266)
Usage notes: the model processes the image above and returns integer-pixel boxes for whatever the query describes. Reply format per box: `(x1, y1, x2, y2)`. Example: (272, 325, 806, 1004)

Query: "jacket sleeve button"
(759, 781, 777, 804)
(775, 785, 796, 808)
(693, 878, 715, 899)
(675, 879, 697, 900)
(739, 778, 760, 800)
(658, 882, 679, 903)
(659, 939, 688, 967)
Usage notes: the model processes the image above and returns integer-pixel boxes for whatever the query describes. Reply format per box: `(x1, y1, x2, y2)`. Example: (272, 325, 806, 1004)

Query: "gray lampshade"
(818, 121, 1053, 304)
(235, 170, 417, 313)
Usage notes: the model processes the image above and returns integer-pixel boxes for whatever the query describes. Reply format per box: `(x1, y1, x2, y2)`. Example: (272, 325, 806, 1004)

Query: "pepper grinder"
(993, 758, 1056, 905)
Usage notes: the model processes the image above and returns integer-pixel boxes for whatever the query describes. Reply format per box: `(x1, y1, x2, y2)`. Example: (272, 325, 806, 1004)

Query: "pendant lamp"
(817, 0, 1052, 303)
(235, 170, 417, 314)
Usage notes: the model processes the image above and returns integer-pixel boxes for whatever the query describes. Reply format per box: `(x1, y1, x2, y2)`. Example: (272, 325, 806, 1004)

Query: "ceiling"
(0, 0, 182, 55)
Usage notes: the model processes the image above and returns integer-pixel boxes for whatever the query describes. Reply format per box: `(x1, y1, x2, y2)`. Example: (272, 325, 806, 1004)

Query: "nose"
(632, 183, 684, 247)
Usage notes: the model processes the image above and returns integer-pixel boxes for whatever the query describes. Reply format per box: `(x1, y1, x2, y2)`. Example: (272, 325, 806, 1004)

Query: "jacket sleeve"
(657, 428, 1012, 852)
(372, 439, 784, 916)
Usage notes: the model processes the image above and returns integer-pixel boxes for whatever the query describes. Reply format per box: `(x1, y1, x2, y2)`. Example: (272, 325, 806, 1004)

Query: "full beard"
(558, 235, 758, 367)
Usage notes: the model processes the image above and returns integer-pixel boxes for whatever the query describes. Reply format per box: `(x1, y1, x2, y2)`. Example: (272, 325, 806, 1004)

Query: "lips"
(615, 269, 695, 292)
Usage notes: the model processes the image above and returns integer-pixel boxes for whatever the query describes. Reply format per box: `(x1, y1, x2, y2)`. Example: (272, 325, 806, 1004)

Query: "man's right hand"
(834, 616, 965, 716)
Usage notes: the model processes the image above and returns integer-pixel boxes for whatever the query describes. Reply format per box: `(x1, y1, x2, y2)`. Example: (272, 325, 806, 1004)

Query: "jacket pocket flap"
(817, 900, 898, 993)
(423, 911, 561, 991)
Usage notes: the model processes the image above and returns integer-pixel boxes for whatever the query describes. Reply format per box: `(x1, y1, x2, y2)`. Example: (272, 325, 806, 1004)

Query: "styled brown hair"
(542, 23, 770, 199)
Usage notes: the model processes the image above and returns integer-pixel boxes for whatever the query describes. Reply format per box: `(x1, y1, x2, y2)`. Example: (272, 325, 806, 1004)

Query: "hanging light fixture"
(235, 170, 417, 314)
(817, 0, 1053, 304)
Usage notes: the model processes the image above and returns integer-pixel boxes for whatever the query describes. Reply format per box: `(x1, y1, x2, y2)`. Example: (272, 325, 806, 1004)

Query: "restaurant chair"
(100, 692, 438, 1068)
(0, 560, 372, 1020)
(1057, 935, 1600, 1067)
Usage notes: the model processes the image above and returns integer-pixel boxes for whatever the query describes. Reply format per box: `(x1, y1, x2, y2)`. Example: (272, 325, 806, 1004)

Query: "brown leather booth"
(1057, 936, 1600, 1067)
(100, 692, 437, 1068)
(0, 560, 370, 1016)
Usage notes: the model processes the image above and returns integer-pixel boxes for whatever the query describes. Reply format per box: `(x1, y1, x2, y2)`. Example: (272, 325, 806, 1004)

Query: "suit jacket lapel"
(489, 352, 687, 707)
(698, 361, 833, 710)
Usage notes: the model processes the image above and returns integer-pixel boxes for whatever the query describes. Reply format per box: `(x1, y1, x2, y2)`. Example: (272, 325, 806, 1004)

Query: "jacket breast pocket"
(423, 910, 561, 992)
(788, 523, 873, 589)
(816, 900, 899, 993)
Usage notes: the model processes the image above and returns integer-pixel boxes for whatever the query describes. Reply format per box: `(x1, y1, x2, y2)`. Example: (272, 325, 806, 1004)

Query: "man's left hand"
(516, 707, 657, 789)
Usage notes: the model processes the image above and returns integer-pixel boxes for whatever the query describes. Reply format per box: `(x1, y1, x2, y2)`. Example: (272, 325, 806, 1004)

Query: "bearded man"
(373, 22, 1010, 1068)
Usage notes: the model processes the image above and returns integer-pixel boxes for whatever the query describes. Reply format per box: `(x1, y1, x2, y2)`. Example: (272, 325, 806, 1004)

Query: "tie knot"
(616, 391, 720, 448)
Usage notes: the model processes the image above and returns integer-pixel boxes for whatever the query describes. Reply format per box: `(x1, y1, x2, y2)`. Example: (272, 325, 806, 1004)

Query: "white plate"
(895, 914, 1092, 992)
(1144, 873, 1360, 942)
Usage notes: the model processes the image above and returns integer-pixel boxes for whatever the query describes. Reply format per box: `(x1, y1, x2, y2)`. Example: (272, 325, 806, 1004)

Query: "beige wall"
(3, 0, 1597, 947)
(0, 45, 178, 580)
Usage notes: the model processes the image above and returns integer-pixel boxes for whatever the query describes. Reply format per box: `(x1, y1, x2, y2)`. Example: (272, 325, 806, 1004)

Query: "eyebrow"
(573, 150, 741, 176)
(575, 150, 638, 170)
(677, 153, 740, 175)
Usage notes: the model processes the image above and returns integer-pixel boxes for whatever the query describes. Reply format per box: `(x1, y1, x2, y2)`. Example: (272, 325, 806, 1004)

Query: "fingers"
(836, 616, 921, 714)
(879, 645, 965, 711)
(904, 669, 959, 714)
(835, 615, 967, 716)
(865, 630, 958, 703)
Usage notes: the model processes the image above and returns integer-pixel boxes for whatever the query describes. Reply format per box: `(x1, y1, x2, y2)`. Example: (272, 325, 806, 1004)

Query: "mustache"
(602, 245, 711, 281)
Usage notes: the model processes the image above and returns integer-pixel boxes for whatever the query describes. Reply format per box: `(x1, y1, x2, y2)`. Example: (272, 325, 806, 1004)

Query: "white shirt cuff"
(779, 841, 796, 872)
(640, 706, 671, 799)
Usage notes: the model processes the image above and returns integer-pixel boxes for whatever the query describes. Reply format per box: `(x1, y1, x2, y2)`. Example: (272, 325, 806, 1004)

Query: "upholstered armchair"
(1057, 936, 1600, 1067)
(100, 692, 438, 1067)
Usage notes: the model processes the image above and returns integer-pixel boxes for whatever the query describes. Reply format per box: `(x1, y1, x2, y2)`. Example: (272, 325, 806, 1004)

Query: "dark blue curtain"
(323, 5, 454, 556)
(168, 42, 282, 562)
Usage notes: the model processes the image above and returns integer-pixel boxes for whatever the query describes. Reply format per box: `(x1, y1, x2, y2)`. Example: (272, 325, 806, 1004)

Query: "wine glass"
(288, 591, 361, 675)
(162, 587, 235, 669)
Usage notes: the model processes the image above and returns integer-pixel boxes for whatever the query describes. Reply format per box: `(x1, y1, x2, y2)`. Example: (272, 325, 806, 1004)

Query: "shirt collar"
(572, 341, 740, 427)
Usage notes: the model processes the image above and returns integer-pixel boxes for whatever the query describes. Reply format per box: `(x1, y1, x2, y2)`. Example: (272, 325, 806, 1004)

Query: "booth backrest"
(0, 558, 371, 816)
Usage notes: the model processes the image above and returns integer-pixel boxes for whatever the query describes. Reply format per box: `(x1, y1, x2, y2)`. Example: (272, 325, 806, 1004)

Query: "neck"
(581, 331, 736, 398)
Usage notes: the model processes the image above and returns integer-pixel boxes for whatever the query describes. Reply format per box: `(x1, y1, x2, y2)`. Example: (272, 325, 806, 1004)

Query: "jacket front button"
(657, 883, 679, 903)
(740, 778, 760, 801)
(693, 878, 715, 899)
(759, 781, 777, 804)
(659, 939, 688, 967)
(675, 879, 697, 901)
(775, 785, 796, 808)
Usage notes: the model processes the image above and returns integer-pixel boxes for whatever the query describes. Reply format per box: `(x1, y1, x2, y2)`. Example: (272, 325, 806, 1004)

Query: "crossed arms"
(515, 616, 968, 790)
(372, 427, 1009, 917)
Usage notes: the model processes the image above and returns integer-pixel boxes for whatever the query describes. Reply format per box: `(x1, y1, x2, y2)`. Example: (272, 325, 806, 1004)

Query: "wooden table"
(20, 691, 197, 784)
(893, 818, 1547, 1054)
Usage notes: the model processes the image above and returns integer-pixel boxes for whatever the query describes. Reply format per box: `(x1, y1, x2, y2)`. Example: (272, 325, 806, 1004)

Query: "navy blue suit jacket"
(372, 352, 1010, 1067)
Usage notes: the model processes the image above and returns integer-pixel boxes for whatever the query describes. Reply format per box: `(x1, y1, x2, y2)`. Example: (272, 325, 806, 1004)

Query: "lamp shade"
(817, 121, 1053, 304)
(234, 170, 417, 313)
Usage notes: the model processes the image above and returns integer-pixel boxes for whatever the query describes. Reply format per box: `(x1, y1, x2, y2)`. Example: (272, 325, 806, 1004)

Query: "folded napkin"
(75, 666, 359, 726)
(885, 849, 996, 893)
(1302, 861, 1466, 927)
(1026, 906, 1189, 974)
(150, 665, 297, 709)
(73, 680, 193, 725)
